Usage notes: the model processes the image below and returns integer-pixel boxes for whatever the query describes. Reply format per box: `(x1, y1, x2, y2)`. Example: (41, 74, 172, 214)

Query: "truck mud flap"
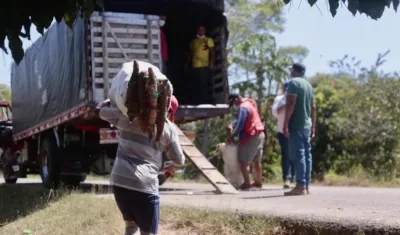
(173, 123, 238, 194)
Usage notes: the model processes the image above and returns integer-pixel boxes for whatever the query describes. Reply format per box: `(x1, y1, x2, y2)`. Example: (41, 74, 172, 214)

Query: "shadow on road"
(160, 190, 217, 195)
(0, 182, 193, 227)
(241, 194, 286, 199)
(79, 183, 191, 194)
(242, 188, 286, 192)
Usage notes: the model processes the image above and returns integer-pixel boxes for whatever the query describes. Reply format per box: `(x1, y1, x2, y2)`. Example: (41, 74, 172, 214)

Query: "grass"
(314, 169, 400, 188)
(260, 164, 400, 188)
(0, 184, 55, 227)
(0, 184, 279, 235)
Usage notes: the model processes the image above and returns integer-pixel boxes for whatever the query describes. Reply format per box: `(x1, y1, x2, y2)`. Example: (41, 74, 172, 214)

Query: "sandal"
(240, 183, 252, 190)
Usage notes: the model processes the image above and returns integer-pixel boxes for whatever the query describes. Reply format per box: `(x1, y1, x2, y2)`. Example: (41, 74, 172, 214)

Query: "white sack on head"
(108, 60, 173, 117)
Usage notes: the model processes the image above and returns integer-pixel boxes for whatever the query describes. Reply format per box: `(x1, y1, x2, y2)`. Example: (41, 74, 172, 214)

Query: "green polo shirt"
(287, 77, 314, 129)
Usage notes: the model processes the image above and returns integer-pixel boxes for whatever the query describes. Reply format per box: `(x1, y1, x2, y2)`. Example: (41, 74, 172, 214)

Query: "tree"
(0, 84, 11, 102)
(1, 0, 398, 64)
(0, 0, 96, 64)
(309, 74, 356, 179)
(310, 51, 400, 181)
(194, 0, 309, 180)
(283, 0, 400, 19)
(226, 0, 285, 44)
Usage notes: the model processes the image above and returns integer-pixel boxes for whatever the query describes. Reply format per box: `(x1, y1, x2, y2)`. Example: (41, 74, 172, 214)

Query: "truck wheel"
(62, 175, 87, 187)
(3, 169, 17, 184)
(39, 136, 61, 189)
(2, 152, 18, 184)
(158, 174, 166, 186)
(4, 178, 17, 184)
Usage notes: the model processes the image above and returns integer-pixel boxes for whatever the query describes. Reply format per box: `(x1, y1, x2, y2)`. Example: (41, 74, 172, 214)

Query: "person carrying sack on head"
(97, 60, 185, 235)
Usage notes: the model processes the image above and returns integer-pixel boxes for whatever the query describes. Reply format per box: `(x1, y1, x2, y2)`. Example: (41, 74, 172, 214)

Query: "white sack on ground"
(218, 143, 244, 189)
(108, 60, 173, 116)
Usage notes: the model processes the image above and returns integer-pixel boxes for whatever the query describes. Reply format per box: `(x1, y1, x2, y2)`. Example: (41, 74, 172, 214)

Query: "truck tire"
(3, 169, 17, 184)
(1, 152, 18, 184)
(4, 178, 17, 184)
(62, 174, 87, 187)
(39, 136, 61, 189)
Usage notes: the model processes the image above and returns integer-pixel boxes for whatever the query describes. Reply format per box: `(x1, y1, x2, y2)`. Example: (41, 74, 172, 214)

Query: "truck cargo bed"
(11, 10, 229, 141)
(89, 12, 162, 103)
(11, 17, 88, 138)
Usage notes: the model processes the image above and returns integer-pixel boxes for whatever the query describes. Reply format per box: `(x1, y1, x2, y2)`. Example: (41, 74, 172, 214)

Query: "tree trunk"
(262, 78, 274, 155)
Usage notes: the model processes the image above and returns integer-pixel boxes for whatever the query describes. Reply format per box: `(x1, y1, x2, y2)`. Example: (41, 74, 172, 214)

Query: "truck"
(1, 0, 230, 189)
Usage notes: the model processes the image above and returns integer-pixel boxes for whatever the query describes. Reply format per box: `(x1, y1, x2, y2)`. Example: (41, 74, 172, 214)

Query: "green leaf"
(54, 2, 69, 23)
(394, 0, 400, 11)
(347, 0, 359, 16)
(83, 0, 95, 18)
(36, 25, 44, 35)
(329, 0, 340, 17)
(0, 29, 8, 54)
(22, 18, 32, 40)
(308, 0, 318, 6)
(8, 34, 24, 64)
(64, 11, 77, 28)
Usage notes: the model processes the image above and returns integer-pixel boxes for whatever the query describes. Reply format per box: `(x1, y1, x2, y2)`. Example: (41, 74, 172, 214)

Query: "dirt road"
(3, 178, 400, 233)
(158, 182, 400, 231)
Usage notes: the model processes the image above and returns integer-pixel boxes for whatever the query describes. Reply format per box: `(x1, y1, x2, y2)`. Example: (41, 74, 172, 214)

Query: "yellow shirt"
(190, 37, 215, 68)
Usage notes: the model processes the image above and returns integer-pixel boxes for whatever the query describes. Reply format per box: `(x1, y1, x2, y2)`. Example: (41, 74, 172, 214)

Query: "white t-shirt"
(272, 94, 286, 133)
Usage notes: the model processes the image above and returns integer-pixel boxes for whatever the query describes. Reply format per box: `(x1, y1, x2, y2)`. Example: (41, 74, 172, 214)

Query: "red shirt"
(239, 99, 264, 145)
(160, 27, 168, 61)
(168, 95, 178, 122)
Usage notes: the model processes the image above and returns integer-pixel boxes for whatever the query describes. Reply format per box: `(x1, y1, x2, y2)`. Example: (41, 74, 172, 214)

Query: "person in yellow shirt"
(187, 25, 215, 104)
(190, 25, 215, 68)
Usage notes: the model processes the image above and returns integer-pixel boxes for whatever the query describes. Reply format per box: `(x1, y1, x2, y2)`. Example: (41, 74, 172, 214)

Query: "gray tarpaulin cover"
(11, 17, 87, 135)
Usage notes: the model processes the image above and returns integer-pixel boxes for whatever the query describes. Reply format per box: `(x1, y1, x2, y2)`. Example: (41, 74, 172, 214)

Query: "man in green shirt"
(283, 63, 316, 196)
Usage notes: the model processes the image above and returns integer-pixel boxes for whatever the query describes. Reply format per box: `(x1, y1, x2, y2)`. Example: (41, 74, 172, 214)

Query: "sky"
(275, 2, 399, 76)
(0, 3, 398, 86)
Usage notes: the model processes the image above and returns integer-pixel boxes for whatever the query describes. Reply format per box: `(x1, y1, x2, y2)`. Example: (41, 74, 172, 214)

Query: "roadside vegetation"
(178, 0, 400, 187)
(1, 1, 400, 190)
(0, 184, 279, 235)
(0, 183, 391, 235)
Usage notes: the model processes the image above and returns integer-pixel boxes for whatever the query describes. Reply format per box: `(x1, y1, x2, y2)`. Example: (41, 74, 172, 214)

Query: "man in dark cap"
(283, 63, 316, 196)
(228, 94, 265, 190)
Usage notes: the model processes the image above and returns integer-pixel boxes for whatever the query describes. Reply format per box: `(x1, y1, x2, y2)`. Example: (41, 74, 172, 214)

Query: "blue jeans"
(113, 186, 160, 234)
(289, 128, 312, 188)
(277, 132, 295, 182)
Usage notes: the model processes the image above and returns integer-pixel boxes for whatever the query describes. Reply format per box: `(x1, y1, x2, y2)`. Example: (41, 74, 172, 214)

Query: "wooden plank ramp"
(173, 123, 238, 195)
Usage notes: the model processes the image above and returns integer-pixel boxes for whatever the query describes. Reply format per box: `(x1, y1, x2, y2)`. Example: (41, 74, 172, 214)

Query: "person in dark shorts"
(228, 94, 265, 190)
(96, 95, 185, 234)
